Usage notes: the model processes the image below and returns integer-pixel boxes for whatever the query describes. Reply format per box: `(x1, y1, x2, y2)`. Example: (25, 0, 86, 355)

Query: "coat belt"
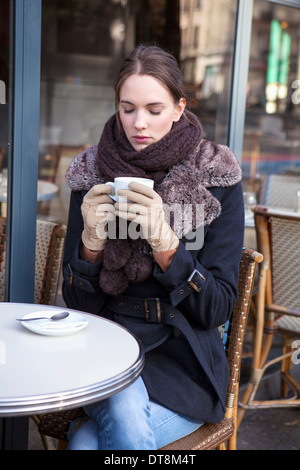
(105, 295, 171, 323)
(105, 294, 224, 405)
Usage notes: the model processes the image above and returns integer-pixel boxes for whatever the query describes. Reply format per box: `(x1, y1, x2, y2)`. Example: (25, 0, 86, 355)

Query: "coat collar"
(66, 140, 242, 232)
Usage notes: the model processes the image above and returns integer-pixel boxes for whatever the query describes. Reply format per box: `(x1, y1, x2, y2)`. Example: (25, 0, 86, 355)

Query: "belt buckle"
(187, 268, 205, 293)
(144, 298, 162, 323)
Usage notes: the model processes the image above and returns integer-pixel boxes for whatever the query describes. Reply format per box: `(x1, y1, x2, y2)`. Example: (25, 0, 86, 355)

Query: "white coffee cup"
(106, 177, 154, 202)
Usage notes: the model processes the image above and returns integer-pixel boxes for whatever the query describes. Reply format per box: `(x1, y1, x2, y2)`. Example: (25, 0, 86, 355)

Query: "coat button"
(180, 289, 184, 294)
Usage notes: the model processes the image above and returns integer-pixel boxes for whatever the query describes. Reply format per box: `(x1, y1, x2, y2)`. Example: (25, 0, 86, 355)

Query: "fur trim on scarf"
(66, 136, 241, 296)
(66, 139, 242, 233)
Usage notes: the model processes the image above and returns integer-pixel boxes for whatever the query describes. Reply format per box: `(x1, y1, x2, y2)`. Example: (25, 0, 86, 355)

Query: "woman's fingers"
(128, 181, 155, 196)
(117, 187, 161, 208)
(84, 184, 115, 205)
(95, 203, 116, 219)
(89, 184, 114, 196)
(115, 202, 147, 221)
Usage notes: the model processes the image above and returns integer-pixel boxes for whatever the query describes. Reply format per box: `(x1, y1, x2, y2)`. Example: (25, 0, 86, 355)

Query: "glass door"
(242, 0, 300, 236)
(0, 0, 42, 450)
(0, 0, 10, 301)
(38, 0, 239, 231)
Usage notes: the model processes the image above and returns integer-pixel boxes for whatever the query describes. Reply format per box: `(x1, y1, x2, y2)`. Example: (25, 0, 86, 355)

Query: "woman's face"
(119, 74, 186, 151)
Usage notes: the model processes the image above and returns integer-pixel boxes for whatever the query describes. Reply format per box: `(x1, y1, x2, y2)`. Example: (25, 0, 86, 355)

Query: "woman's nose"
(134, 112, 147, 130)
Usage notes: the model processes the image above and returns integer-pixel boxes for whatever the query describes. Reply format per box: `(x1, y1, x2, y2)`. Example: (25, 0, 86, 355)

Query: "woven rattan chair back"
(259, 174, 300, 212)
(271, 216, 300, 322)
(38, 248, 262, 451)
(238, 206, 300, 420)
(0, 216, 66, 305)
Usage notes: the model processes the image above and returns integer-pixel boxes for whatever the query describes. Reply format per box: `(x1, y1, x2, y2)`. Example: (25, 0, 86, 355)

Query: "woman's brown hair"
(114, 45, 186, 127)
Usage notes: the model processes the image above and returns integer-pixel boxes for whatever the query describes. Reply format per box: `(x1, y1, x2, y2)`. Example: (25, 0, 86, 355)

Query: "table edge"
(0, 303, 145, 417)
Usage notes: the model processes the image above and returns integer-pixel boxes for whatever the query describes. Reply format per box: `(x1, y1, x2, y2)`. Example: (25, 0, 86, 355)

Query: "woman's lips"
(133, 135, 151, 143)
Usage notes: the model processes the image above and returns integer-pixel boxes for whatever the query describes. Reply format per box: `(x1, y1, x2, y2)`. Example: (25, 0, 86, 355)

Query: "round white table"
(0, 303, 144, 417)
(37, 180, 59, 201)
(0, 179, 59, 203)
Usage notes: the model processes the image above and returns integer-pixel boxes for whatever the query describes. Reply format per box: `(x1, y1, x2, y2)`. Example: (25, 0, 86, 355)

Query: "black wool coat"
(62, 177, 244, 423)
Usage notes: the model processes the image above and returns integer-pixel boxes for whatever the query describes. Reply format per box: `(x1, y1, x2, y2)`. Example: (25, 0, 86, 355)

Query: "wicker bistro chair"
(259, 174, 300, 212)
(0, 216, 66, 305)
(0, 216, 66, 450)
(238, 206, 300, 422)
(38, 248, 262, 451)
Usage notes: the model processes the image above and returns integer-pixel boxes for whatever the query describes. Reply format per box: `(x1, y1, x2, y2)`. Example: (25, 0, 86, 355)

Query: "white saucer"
(18, 310, 88, 336)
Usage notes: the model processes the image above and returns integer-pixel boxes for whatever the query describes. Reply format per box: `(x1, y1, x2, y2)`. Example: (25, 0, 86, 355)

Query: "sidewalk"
(237, 364, 300, 450)
(237, 406, 300, 450)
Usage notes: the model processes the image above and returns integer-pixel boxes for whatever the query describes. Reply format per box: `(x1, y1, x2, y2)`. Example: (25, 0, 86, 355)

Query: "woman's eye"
(122, 107, 162, 115)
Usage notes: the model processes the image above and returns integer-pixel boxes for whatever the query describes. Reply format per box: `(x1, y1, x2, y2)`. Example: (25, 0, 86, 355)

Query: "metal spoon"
(16, 311, 69, 322)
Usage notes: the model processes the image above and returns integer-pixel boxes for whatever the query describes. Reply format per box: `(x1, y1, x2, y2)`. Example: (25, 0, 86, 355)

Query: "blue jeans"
(67, 377, 203, 450)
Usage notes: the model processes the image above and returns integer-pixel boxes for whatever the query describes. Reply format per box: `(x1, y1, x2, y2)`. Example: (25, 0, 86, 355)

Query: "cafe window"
(38, 0, 238, 227)
(242, 1, 300, 231)
(0, 0, 9, 201)
(179, 0, 238, 143)
(0, 0, 10, 302)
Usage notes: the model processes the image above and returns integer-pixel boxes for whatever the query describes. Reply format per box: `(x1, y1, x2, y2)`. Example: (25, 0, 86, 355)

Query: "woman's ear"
(173, 98, 186, 122)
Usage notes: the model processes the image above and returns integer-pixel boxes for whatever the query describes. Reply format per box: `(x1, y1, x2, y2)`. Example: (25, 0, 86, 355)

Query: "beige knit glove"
(116, 181, 179, 252)
(81, 184, 115, 251)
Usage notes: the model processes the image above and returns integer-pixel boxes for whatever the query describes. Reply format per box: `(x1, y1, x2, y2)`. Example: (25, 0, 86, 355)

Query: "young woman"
(63, 45, 244, 450)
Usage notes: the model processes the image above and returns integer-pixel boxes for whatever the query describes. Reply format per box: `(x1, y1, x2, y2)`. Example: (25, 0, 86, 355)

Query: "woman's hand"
(115, 182, 179, 252)
(81, 184, 115, 252)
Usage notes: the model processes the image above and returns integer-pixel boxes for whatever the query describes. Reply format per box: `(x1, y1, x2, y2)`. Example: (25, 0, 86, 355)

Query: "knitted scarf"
(96, 111, 202, 185)
(94, 111, 202, 295)
(66, 111, 242, 296)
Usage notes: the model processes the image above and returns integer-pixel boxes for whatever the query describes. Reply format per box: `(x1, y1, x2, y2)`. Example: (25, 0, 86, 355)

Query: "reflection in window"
(39, 0, 134, 223)
(242, 1, 300, 197)
(179, 0, 237, 143)
(0, 0, 9, 205)
(0, 0, 9, 302)
(39, 0, 238, 226)
(55, 0, 127, 57)
(137, 0, 237, 143)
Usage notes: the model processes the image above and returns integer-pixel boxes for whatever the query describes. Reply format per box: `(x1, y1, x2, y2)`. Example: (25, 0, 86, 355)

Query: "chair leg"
(217, 443, 226, 450)
(280, 335, 300, 399)
(226, 392, 238, 450)
(281, 336, 293, 398)
(237, 385, 252, 428)
(258, 330, 274, 369)
(31, 415, 57, 450)
(58, 440, 68, 450)
(238, 266, 272, 426)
